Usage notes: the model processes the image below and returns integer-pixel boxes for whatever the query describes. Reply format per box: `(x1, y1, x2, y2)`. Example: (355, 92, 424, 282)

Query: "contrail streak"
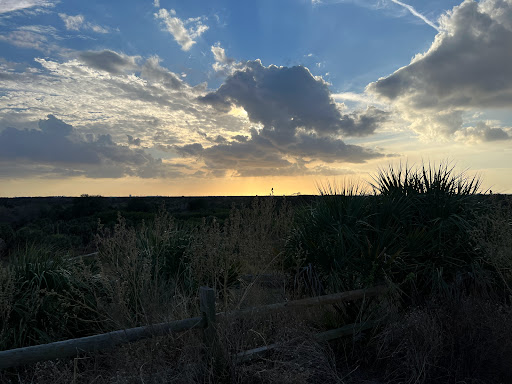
(390, 0, 440, 31)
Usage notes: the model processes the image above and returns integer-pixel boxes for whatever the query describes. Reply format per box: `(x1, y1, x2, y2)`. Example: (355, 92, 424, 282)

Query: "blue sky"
(1, 0, 511, 196)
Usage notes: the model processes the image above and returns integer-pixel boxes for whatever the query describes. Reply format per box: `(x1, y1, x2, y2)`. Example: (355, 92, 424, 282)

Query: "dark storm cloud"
(78, 50, 139, 74)
(0, 115, 186, 178)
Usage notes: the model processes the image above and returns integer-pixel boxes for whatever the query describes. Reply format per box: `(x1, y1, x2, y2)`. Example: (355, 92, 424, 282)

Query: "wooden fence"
(0, 285, 386, 370)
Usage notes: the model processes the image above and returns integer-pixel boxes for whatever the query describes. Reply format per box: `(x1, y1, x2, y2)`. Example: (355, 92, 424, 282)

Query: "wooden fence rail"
(0, 285, 386, 370)
(0, 317, 205, 370)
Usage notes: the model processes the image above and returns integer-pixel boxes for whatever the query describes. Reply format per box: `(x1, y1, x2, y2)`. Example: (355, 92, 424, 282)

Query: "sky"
(0, 0, 511, 196)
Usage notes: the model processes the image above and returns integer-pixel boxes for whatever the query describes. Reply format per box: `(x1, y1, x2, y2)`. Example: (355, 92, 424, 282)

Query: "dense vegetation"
(1, 163, 511, 383)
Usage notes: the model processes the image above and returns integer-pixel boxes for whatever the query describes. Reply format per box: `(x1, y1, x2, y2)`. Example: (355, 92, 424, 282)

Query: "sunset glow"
(1, 0, 511, 196)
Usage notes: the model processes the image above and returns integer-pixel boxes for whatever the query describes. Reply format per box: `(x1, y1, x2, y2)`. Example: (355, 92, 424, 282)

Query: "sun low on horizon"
(1, 0, 511, 197)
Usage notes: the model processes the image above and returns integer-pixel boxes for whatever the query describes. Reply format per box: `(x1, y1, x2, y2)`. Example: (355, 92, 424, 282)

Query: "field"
(1, 164, 512, 383)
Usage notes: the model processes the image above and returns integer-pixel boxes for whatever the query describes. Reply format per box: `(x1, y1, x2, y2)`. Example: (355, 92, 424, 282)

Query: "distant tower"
(271, 187, 274, 196)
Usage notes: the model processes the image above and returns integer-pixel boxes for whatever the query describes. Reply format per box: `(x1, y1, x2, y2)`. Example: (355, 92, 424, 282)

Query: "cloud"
(172, 60, 390, 177)
(0, 52, 389, 179)
(0, 0, 54, 14)
(154, 8, 208, 51)
(0, 29, 49, 50)
(454, 121, 511, 143)
(174, 127, 384, 177)
(210, 42, 241, 76)
(127, 135, 142, 146)
(0, 53, 251, 175)
(59, 13, 109, 33)
(78, 50, 139, 74)
(200, 60, 388, 138)
(0, 115, 186, 179)
(389, 0, 440, 31)
(367, 0, 512, 138)
(59, 13, 84, 30)
(0, 25, 63, 53)
(311, 0, 440, 31)
(141, 56, 184, 89)
(211, 43, 231, 64)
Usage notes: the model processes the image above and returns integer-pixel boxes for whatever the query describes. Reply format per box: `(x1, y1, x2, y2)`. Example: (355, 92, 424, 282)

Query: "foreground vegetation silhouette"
(1, 162, 511, 383)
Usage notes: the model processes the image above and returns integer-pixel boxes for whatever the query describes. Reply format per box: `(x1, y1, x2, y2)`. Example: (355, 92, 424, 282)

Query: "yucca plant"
(288, 161, 492, 306)
(286, 181, 402, 294)
(370, 161, 488, 300)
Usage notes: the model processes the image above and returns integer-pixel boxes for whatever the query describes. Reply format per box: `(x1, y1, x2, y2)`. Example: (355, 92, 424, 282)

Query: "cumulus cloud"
(454, 121, 511, 143)
(172, 60, 389, 177)
(367, 0, 512, 138)
(154, 8, 208, 51)
(0, 53, 252, 176)
(0, 115, 186, 179)
(200, 60, 388, 138)
(78, 50, 139, 74)
(59, 13, 109, 33)
(0, 52, 388, 179)
(0, 53, 232, 138)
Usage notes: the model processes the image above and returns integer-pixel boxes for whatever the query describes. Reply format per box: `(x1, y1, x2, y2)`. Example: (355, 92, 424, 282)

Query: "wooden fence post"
(199, 286, 217, 352)
(199, 286, 229, 377)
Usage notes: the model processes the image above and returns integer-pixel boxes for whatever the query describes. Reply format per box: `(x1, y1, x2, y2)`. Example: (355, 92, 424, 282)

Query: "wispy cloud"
(390, 0, 440, 31)
(59, 13, 109, 33)
(0, 25, 64, 53)
(154, 8, 208, 51)
(210, 42, 240, 75)
(311, 0, 439, 31)
(0, 0, 54, 14)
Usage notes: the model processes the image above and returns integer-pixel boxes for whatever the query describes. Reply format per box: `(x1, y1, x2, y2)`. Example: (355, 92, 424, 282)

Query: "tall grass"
(2, 169, 512, 382)
(0, 245, 104, 349)
(186, 196, 293, 309)
(0, 198, 294, 351)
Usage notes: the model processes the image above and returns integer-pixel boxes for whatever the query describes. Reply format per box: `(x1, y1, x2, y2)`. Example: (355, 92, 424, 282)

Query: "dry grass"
(374, 295, 512, 383)
(2, 193, 512, 383)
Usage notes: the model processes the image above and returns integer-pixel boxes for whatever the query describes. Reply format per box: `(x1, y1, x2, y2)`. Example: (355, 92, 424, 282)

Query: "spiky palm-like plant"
(288, 162, 491, 303)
